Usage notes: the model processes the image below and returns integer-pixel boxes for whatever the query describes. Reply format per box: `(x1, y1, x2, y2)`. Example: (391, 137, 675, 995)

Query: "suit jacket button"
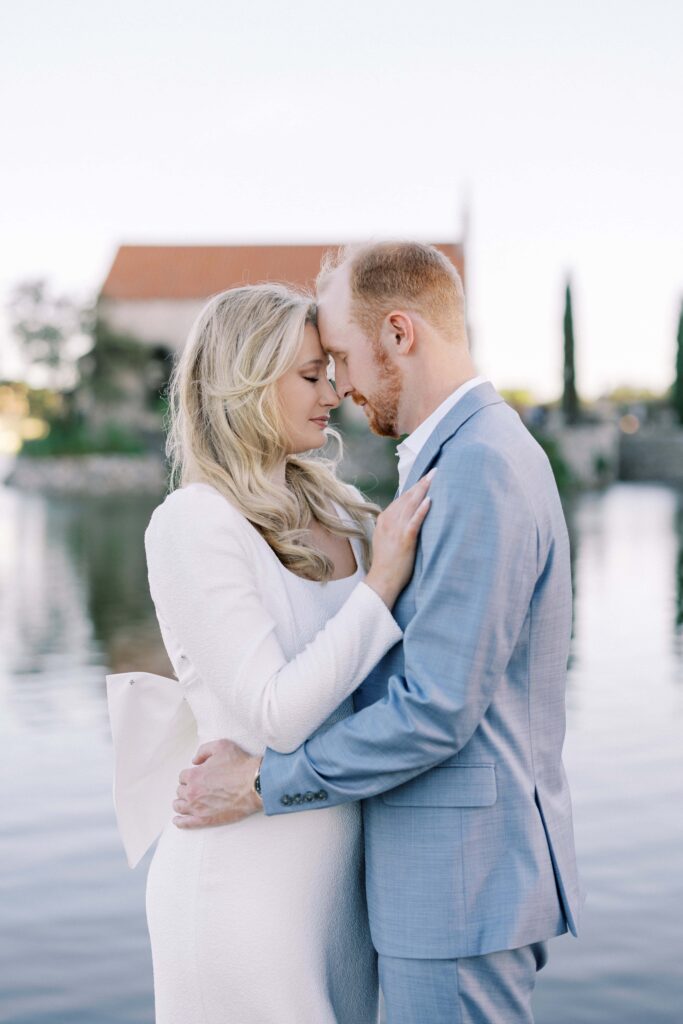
(280, 795, 292, 806)
(304, 792, 314, 802)
(320, 790, 328, 800)
(293, 794, 303, 804)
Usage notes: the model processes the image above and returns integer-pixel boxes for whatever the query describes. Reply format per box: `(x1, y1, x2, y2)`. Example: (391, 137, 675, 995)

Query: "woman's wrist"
(364, 569, 397, 609)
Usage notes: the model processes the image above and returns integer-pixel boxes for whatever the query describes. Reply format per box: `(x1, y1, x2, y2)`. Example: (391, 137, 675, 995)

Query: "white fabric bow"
(105, 671, 199, 868)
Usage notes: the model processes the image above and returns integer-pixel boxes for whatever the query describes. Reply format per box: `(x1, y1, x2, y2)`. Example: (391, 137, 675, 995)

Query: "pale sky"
(1, 0, 682, 399)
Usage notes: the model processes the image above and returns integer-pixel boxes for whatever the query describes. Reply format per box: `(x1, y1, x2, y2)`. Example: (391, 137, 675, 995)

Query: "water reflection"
(675, 492, 683, 634)
(0, 485, 162, 1024)
(533, 484, 683, 1024)
(1, 482, 682, 1023)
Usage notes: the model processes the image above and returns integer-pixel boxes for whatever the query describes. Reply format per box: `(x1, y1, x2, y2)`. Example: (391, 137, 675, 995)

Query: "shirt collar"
(397, 376, 489, 460)
(395, 376, 489, 493)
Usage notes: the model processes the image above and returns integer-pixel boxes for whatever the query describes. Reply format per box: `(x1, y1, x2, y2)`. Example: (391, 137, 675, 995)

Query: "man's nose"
(331, 362, 352, 400)
(338, 380, 354, 400)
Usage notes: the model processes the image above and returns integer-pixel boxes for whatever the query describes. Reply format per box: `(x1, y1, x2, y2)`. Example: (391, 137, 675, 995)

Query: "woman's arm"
(145, 486, 402, 755)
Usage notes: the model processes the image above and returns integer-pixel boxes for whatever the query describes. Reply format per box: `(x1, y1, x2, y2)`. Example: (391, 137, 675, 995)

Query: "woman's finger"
(405, 467, 437, 502)
(398, 469, 437, 516)
(409, 496, 432, 529)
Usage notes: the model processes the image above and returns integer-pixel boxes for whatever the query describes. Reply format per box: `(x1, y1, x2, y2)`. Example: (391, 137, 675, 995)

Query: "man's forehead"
(316, 261, 351, 305)
(317, 282, 353, 341)
(317, 316, 351, 354)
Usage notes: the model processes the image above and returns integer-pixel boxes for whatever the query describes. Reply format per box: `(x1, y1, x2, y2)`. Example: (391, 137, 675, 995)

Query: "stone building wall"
(98, 297, 204, 350)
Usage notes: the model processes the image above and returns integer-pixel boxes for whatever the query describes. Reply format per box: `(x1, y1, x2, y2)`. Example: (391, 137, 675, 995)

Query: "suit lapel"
(400, 382, 504, 494)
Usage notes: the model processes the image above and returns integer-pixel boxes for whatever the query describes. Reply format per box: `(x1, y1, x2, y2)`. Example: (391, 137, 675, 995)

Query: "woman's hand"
(365, 468, 436, 607)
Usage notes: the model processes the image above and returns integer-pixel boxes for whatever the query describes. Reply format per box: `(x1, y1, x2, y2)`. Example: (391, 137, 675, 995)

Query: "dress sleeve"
(144, 486, 402, 755)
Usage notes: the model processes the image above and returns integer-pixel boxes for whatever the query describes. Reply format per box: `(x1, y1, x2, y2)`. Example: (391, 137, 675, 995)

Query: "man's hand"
(173, 739, 263, 829)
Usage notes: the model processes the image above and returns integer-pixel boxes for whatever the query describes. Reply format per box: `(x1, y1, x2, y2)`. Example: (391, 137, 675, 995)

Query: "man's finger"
(178, 768, 193, 786)
(192, 742, 218, 765)
(173, 814, 206, 829)
(173, 798, 190, 813)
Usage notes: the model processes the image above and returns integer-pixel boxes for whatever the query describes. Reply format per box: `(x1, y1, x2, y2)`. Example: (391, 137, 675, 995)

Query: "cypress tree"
(674, 299, 683, 426)
(562, 279, 579, 425)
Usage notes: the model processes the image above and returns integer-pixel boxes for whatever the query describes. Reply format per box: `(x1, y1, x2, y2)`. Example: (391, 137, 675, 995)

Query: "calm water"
(1, 481, 682, 1023)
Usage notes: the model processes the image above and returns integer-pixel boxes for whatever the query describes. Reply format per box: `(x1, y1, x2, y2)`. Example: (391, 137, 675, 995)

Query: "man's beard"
(351, 339, 402, 438)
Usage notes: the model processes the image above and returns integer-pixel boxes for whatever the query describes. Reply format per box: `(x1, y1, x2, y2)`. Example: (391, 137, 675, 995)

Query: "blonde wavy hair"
(165, 283, 378, 581)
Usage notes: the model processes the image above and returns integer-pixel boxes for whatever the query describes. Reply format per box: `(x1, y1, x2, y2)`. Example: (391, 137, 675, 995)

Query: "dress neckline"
(182, 482, 364, 586)
(287, 552, 362, 586)
(275, 528, 362, 586)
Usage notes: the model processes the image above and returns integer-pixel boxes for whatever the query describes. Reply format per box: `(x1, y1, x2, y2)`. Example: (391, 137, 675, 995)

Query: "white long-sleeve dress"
(142, 482, 402, 1024)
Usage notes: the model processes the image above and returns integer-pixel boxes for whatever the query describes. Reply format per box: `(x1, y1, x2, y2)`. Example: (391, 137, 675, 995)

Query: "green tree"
(76, 316, 156, 403)
(8, 279, 93, 391)
(562, 279, 579, 425)
(674, 299, 683, 426)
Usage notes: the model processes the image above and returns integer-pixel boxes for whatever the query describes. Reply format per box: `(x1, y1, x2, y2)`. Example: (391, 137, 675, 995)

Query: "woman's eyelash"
(303, 376, 320, 383)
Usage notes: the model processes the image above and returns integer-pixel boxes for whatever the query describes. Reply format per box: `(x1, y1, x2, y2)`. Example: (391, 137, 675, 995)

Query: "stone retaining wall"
(6, 454, 168, 495)
(9, 427, 678, 496)
(620, 430, 683, 484)
(547, 422, 620, 487)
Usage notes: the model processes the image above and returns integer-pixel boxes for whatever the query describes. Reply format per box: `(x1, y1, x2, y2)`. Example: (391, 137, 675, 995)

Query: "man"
(173, 241, 581, 1023)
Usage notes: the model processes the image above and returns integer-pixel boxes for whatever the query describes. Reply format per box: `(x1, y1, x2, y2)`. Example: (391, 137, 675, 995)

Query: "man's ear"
(379, 311, 415, 356)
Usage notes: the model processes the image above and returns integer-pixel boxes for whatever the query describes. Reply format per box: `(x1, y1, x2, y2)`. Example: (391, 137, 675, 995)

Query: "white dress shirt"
(396, 376, 489, 493)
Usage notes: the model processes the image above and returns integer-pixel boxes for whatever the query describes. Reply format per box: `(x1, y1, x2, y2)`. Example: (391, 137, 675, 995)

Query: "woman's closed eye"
(303, 376, 320, 383)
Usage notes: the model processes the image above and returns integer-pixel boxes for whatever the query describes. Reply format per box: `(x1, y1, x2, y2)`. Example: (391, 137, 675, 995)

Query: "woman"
(132, 284, 432, 1023)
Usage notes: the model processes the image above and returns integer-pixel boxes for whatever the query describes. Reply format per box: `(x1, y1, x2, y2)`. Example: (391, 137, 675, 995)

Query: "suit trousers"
(379, 942, 548, 1024)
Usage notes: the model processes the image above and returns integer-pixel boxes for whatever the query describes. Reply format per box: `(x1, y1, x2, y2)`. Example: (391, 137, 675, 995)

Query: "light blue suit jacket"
(260, 383, 581, 959)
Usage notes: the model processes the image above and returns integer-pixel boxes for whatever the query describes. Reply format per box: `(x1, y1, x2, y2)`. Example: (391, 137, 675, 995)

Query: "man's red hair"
(318, 241, 466, 340)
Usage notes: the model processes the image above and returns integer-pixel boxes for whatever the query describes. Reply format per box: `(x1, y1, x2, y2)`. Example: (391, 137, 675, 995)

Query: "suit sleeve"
(144, 487, 402, 756)
(259, 443, 539, 812)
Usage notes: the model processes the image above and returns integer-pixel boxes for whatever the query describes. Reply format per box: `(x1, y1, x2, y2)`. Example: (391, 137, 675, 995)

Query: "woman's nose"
(321, 379, 341, 408)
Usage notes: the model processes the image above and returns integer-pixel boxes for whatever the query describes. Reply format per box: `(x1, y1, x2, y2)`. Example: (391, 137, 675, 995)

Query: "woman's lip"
(311, 418, 329, 426)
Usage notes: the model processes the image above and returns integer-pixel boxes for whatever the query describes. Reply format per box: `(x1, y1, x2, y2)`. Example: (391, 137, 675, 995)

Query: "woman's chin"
(309, 430, 328, 450)
(290, 430, 328, 455)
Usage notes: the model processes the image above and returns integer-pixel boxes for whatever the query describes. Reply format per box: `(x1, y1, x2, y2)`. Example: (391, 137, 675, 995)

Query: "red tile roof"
(100, 244, 465, 301)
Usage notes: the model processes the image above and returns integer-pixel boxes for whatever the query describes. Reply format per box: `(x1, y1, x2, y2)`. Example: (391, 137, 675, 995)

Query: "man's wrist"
(253, 756, 264, 805)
